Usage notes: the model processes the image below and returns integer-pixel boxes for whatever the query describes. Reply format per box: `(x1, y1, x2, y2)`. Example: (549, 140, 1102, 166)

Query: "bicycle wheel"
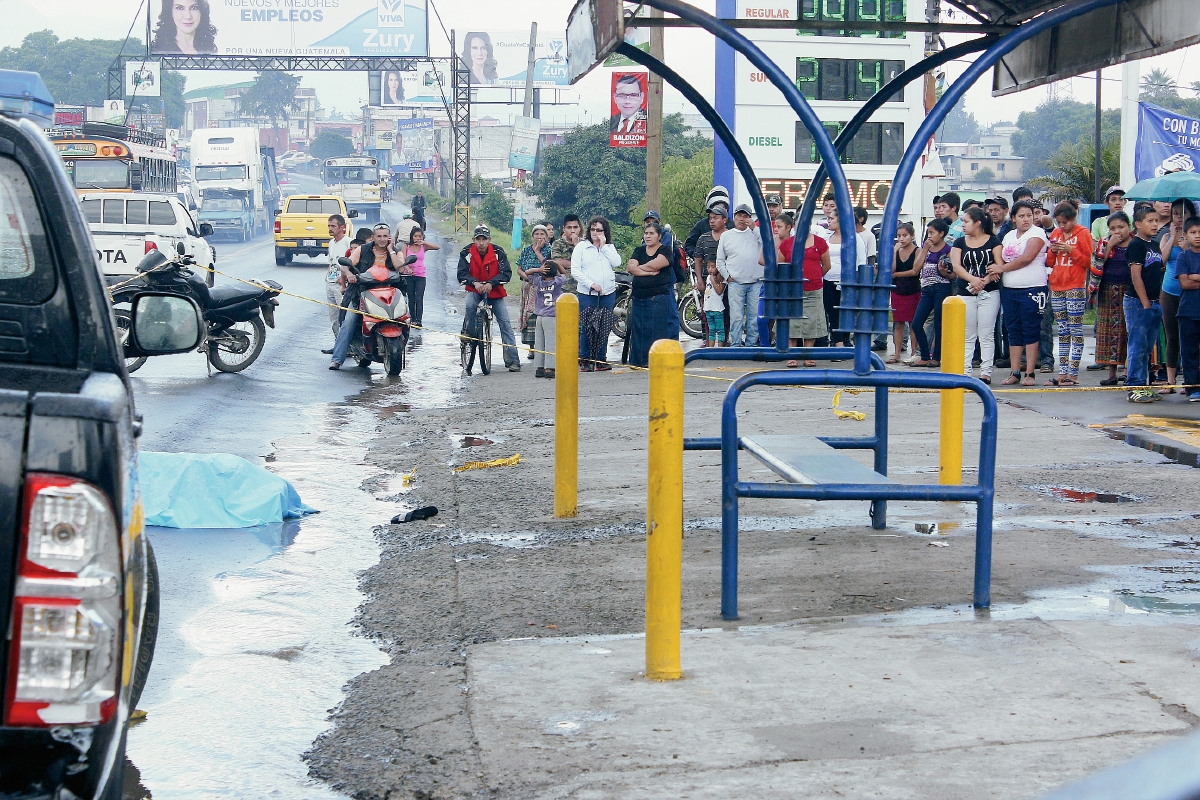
(679, 291, 704, 339)
(478, 309, 492, 375)
(460, 327, 476, 374)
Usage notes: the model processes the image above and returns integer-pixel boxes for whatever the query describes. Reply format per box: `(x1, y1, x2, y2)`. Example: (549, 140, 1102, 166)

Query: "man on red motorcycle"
(330, 222, 396, 370)
(457, 224, 521, 371)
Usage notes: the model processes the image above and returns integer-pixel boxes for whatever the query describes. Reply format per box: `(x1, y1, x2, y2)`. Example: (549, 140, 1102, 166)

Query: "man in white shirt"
(717, 204, 764, 346)
(322, 213, 352, 354)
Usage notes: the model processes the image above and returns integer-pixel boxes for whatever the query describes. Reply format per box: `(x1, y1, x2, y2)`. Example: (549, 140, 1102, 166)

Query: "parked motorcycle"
(110, 244, 282, 373)
(610, 272, 634, 340)
(337, 254, 415, 376)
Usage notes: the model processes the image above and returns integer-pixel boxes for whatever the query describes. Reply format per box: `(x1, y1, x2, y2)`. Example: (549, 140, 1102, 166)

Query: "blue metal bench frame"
(622, 0, 1126, 621)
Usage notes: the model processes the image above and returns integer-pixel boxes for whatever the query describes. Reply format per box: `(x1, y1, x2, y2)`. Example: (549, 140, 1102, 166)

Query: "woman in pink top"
(401, 227, 439, 328)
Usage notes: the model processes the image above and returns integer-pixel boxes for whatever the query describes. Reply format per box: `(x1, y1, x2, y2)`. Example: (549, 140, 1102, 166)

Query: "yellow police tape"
(453, 453, 521, 473)
(170, 261, 1198, 423)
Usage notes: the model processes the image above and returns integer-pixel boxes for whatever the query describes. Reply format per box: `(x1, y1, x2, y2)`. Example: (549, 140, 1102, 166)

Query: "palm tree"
(1141, 67, 1180, 106)
(1028, 137, 1121, 203)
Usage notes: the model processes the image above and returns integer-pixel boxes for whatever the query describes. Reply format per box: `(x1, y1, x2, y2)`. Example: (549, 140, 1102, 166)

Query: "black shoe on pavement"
(329, 362, 342, 370)
(535, 367, 545, 378)
(321, 348, 334, 355)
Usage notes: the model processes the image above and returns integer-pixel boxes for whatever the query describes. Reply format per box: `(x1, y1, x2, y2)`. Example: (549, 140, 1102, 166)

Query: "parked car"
(80, 192, 218, 287)
(0, 67, 202, 800)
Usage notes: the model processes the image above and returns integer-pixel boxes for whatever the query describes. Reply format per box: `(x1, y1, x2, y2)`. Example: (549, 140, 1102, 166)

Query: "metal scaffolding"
(449, 31, 472, 233)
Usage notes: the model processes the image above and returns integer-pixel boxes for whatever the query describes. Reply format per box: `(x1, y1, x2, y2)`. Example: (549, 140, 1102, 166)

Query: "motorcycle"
(610, 272, 634, 340)
(110, 244, 282, 374)
(336, 254, 415, 376)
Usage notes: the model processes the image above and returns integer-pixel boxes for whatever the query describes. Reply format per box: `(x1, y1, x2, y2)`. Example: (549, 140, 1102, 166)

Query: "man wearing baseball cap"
(717, 203, 764, 346)
(457, 224, 521, 371)
(1091, 185, 1126, 242)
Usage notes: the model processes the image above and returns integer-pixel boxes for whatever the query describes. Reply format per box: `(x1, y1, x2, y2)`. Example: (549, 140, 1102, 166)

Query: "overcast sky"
(5, 0, 1199, 127)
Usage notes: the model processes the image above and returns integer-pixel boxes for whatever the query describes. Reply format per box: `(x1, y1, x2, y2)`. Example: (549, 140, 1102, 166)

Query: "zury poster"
(609, 72, 648, 148)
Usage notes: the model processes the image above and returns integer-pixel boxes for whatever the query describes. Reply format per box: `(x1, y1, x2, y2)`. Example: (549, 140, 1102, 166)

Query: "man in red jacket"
(457, 224, 521, 371)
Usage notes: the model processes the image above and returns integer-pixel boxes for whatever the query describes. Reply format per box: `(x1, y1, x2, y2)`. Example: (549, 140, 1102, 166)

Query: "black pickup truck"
(0, 71, 204, 798)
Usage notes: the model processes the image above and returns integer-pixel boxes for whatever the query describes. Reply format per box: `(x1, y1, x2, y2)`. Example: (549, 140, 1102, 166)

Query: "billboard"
(125, 61, 160, 98)
(1135, 103, 1200, 181)
(509, 116, 541, 171)
(393, 118, 435, 173)
(566, 0, 623, 84)
(149, 0, 428, 57)
(457, 31, 568, 88)
(609, 72, 647, 148)
(369, 69, 447, 109)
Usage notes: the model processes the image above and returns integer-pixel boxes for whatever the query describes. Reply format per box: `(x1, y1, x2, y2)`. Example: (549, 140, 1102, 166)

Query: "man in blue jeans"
(1124, 205, 1165, 403)
(330, 223, 392, 369)
(716, 204, 764, 346)
(457, 224, 521, 371)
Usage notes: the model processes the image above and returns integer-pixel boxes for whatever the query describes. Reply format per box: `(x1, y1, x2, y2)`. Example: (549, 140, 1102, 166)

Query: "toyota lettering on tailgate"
(96, 249, 129, 264)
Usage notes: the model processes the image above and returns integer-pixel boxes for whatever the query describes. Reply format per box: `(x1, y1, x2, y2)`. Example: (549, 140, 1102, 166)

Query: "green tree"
(532, 113, 713, 230)
(310, 130, 353, 161)
(1011, 98, 1120, 179)
(940, 98, 980, 143)
(630, 148, 714, 236)
(239, 72, 302, 152)
(1028, 136, 1121, 203)
(479, 188, 515, 231)
(1137, 68, 1200, 117)
(973, 166, 995, 184)
(0, 31, 188, 127)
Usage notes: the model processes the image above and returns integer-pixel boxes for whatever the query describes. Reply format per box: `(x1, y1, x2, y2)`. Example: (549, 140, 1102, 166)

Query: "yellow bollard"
(554, 294, 579, 518)
(646, 339, 684, 681)
(939, 295, 966, 486)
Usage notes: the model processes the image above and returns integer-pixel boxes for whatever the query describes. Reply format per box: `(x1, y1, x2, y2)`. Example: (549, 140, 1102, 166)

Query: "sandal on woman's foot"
(1045, 377, 1060, 386)
(1059, 376, 1078, 386)
(1001, 372, 1022, 385)
(786, 360, 799, 368)
(1021, 375, 1036, 386)
(1158, 386, 1177, 395)
(885, 355, 900, 364)
(804, 360, 817, 367)
(980, 374, 991, 385)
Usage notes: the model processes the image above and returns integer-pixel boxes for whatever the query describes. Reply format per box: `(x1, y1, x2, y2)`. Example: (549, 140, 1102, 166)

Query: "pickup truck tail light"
(274, 220, 281, 234)
(145, 240, 158, 254)
(6, 474, 122, 727)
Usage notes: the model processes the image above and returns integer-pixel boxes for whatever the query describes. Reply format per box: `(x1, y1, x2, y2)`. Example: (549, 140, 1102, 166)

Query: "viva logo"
(377, 0, 405, 27)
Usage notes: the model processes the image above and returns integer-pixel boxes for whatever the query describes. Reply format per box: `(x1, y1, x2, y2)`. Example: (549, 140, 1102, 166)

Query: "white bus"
(323, 156, 383, 223)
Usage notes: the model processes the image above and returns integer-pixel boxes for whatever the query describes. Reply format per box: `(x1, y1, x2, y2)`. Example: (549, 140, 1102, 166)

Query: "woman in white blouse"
(571, 216, 622, 371)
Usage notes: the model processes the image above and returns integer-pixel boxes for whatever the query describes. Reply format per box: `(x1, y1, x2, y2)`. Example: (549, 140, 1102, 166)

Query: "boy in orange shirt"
(1047, 201, 1094, 384)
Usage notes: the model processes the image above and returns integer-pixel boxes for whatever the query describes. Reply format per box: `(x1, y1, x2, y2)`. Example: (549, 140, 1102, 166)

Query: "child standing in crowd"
(1175, 216, 1200, 402)
(703, 262, 726, 348)
(1046, 201, 1093, 385)
(950, 207, 1003, 382)
(1092, 212, 1133, 386)
(1124, 205, 1166, 403)
(991, 200, 1049, 386)
(888, 222, 920, 364)
(529, 261, 566, 379)
(909, 218, 953, 367)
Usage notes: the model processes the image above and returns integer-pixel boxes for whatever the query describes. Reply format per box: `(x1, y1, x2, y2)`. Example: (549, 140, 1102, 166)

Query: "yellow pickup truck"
(273, 194, 359, 265)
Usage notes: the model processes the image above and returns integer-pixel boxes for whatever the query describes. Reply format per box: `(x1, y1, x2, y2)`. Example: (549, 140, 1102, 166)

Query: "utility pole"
(645, 7, 665, 214)
(1094, 69, 1103, 203)
(522, 23, 537, 118)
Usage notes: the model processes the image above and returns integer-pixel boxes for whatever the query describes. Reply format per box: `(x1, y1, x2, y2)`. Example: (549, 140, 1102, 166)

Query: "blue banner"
(1136, 103, 1200, 181)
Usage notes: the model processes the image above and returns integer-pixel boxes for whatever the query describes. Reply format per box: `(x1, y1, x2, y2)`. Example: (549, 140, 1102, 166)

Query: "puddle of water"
(128, 405, 391, 799)
(1026, 485, 1141, 504)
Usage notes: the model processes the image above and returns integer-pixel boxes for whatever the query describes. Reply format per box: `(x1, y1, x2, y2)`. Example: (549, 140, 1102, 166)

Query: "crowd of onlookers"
(372, 184, 1200, 402)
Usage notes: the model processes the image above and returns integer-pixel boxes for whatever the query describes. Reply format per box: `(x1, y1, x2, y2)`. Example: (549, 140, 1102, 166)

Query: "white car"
(80, 192, 218, 286)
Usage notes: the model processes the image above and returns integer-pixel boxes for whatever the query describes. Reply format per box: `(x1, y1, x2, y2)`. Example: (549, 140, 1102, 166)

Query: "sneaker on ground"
(1190, 391, 1200, 402)
(507, 363, 522, 372)
(1129, 389, 1155, 403)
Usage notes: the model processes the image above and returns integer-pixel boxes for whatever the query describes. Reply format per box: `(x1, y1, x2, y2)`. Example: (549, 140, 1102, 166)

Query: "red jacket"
(457, 243, 511, 299)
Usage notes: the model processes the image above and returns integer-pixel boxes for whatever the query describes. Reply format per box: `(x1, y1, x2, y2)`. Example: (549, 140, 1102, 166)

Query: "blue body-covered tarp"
(139, 452, 316, 529)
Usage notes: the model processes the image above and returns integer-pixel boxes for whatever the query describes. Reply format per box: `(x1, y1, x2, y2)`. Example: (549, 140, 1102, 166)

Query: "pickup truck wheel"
(274, 247, 289, 266)
(129, 538, 159, 713)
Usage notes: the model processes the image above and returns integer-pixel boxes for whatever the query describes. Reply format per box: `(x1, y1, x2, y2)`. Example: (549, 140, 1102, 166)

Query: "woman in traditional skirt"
(515, 225, 552, 359)
(626, 221, 681, 368)
(1091, 211, 1132, 386)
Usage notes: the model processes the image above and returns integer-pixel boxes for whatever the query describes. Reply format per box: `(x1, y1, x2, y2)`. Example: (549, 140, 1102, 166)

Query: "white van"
(80, 192, 218, 286)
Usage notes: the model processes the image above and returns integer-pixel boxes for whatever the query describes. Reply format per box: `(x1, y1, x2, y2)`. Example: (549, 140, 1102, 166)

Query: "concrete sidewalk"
(468, 617, 1200, 799)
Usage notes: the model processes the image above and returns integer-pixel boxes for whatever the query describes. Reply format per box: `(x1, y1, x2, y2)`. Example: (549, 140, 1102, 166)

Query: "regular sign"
(125, 61, 160, 98)
(149, 0, 429, 57)
(456, 30, 569, 88)
(394, 118, 435, 173)
(1136, 102, 1200, 181)
(509, 116, 541, 171)
(609, 72, 648, 149)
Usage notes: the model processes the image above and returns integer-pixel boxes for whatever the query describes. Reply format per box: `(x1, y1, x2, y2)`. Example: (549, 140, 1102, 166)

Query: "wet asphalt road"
(125, 178, 464, 799)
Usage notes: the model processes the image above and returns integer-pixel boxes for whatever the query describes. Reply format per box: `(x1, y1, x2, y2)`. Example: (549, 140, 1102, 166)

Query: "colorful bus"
(323, 156, 382, 222)
(49, 122, 176, 195)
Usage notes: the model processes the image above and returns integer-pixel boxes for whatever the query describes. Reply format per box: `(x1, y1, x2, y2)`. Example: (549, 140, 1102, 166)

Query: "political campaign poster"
(149, 0, 428, 58)
(125, 61, 161, 98)
(1136, 103, 1200, 181)
(456, 30, 568, 88)
(603, 5, 648, 67)
(369, 69, 447, 108)
(393, 118, 435, 173)
(609, 72, 647, 148)
(509, 116, 541, 171)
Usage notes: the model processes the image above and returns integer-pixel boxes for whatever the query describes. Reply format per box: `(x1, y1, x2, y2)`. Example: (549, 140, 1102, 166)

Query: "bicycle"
(460, 297, 494, 375)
